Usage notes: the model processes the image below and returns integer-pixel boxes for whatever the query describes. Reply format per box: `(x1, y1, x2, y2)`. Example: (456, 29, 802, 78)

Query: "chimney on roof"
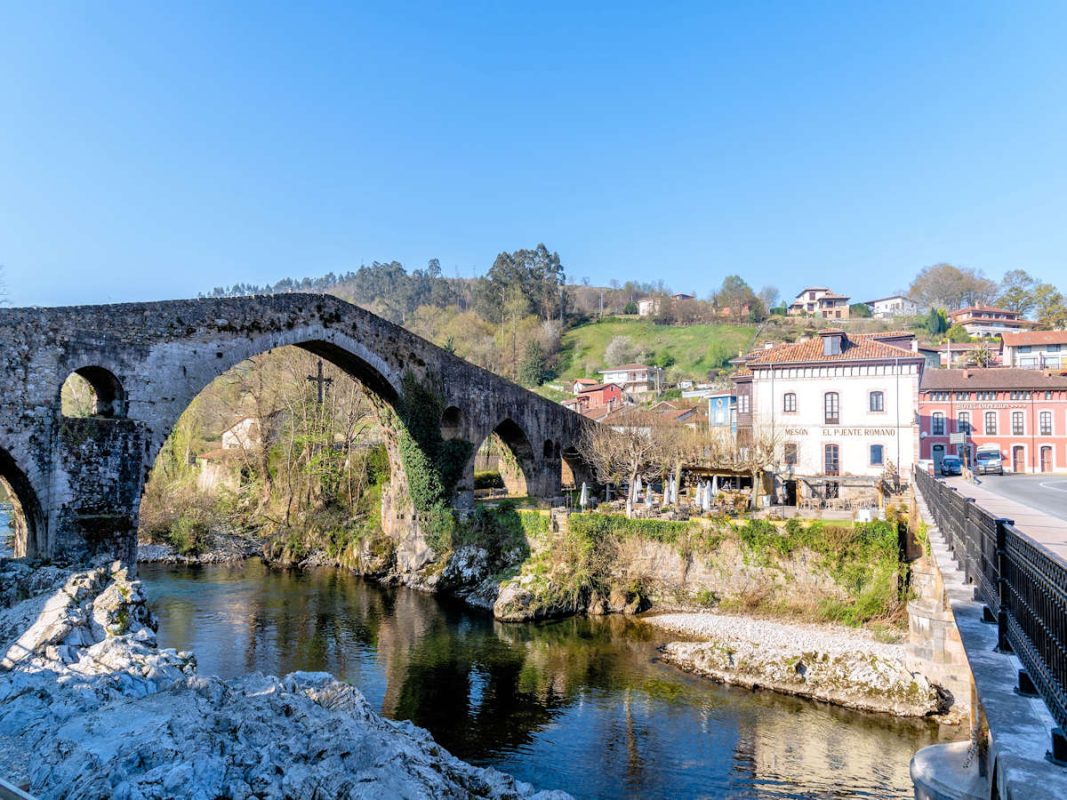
(763, 342, 774, 350)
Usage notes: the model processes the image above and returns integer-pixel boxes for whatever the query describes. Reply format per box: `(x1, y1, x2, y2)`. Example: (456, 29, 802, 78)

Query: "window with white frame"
(932, 412, 945, 436)
(985, 411, 997, 435)
(783, 392, 796, 413)
(1040, 411, 1053, 436)
(869, 391, 885, 412)
(1013, 411, 1025, 435)
(824, 392, 839, 425)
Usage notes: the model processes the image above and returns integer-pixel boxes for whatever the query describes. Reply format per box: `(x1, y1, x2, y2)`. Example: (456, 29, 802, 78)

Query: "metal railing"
(915, 466, 1067, 742)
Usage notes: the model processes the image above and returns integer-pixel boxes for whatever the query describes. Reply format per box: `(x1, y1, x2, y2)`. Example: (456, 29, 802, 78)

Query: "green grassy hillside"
(554, 318, 756, 382)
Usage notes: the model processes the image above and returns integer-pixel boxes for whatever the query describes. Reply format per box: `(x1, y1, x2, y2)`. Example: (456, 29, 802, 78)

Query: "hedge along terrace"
(495, 511, 911, 628)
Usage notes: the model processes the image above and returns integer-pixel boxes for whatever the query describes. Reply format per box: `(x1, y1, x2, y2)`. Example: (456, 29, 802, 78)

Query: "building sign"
(783, 427, 898, 437)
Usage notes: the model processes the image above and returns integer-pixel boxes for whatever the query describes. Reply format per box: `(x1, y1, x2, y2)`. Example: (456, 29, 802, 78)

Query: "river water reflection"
(140, 560, 945, 799)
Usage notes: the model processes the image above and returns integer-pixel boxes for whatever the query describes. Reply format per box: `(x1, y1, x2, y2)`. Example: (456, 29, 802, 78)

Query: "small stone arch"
(473, 418, 537, 498)
(542, 438, 555, 459)
(441, 406, 463, 440)
(61, 366, 127, 418)
(0, 446, 44, 558)
(560, 445, 597, 493)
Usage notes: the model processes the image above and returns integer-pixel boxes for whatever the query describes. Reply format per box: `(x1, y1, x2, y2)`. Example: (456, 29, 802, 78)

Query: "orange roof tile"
(1002, 330, 1067, 347)
(745, 333, 922, 366)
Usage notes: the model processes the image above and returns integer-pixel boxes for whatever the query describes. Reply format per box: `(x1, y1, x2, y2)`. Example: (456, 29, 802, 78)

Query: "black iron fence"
(914, 466, 1067, 741)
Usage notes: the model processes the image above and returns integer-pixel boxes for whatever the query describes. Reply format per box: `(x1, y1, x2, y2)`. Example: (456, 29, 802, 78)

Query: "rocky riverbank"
(0, 560, 569, 800)
(137, 532, 262, 566)
(644, 611, 952, 719)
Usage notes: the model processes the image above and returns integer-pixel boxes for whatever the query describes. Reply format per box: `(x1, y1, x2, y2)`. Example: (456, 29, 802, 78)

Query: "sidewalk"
(943, 476, 1067, 562)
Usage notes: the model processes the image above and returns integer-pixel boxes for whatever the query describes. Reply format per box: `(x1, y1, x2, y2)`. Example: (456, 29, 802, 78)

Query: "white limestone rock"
(647, 612, 947, 717)
(0, 562, 570, 800)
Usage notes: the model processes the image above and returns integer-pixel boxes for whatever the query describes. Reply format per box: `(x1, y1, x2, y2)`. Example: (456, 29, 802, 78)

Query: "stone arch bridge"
(0, 294, 595, 570)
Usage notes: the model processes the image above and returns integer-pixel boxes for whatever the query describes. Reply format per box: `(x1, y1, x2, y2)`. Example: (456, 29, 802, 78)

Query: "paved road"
(973, 474, 1067, 523)
(943, 475, 1067, 562)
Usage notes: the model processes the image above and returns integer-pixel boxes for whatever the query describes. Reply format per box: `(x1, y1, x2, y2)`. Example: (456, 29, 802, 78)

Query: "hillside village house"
(198, 416, 266, 491)
(787, 287, 851, 319)
(561, 382, 623, 413)
(221, 416, 264, 449)
(572, 378, 599, 394)
(948, 305, 1031, 337)
(636, 293, 695, 317)
(735, 330, 924, 504)
(599, 364, 664, 395)
(1001, 331, 1067, 371)
(865, 295, 922, 318)
(918, 368, 1067, 474)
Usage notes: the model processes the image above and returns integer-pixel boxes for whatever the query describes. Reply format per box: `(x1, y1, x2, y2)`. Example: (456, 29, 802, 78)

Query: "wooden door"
(1013, 446, 1025, 473)
(1041, 446, 1053, 473)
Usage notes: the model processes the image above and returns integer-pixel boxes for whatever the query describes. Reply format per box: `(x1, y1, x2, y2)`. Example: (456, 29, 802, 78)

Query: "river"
(140, 560, 945, 799)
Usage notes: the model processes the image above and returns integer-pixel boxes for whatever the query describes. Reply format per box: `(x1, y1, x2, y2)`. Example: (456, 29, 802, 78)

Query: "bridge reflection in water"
(140, 561, 947, 799)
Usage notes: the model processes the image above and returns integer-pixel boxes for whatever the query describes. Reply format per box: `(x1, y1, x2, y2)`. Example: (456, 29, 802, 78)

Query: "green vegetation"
(732, 518, 905, 625)
(570, 513, 690, 545)
(555, 318, 755, 381)
(503, 511, 910, 628)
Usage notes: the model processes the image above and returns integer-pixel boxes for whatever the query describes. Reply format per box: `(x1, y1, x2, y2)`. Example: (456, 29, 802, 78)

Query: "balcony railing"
(1016, 354, 1066, 370)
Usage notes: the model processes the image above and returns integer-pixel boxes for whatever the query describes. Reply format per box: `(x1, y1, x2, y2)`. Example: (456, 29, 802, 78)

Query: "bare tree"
(579, 415, 664, 516)
(908, 263, 998, 310)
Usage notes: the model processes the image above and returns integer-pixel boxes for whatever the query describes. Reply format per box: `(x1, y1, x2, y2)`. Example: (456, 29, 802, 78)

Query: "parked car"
(975, 449, 1004, 476)
(940, 455, 963, 476)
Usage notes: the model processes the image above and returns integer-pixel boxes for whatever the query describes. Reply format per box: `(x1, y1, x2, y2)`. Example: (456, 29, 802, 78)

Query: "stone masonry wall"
(0, 294, 592, 568)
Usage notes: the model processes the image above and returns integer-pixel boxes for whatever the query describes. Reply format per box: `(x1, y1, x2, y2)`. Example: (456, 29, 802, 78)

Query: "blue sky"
(2, 2, 1066, 306)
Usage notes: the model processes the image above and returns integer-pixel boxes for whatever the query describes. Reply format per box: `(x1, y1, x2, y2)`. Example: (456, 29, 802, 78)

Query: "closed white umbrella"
(634, 475, 643, 498)
(695, 482, 704, 508)
(645, 485, 654, 508)
(711, 475, 719, 496)
(703, 480, 712, 511)
(579, 482, 589, 510)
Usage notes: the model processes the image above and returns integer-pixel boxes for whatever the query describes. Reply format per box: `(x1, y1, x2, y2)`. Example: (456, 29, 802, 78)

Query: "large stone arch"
(129, 335, 434, 572)
(0, 444, 45, 558)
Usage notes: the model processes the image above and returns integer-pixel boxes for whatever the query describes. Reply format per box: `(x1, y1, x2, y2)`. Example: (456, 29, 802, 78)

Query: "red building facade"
(918, 369, 1067, 474)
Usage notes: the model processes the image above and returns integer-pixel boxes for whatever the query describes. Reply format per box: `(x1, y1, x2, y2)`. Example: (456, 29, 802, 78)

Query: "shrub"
(474, 470, 504, 490)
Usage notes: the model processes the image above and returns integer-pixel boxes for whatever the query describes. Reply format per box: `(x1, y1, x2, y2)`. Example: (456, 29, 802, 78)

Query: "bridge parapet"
(912, 467, 1067, 800)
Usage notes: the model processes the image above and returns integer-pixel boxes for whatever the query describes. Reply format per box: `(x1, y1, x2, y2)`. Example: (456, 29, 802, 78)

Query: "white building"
(1001, 331, 1067, 371)
(948, 305, 1031, 337)
(637, 298, 657, 317)
(221, 417, 264, 450)
(736, 330, 924, 501)
(865, 295, 922, 318)
(598, 364, 664, 395)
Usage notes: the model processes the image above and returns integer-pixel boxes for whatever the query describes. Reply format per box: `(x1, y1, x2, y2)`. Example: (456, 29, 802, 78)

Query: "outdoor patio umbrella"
(579, 482, 589, 510)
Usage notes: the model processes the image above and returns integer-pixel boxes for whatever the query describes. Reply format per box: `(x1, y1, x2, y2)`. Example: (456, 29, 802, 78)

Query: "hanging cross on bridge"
(306, 359, 334, 404)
